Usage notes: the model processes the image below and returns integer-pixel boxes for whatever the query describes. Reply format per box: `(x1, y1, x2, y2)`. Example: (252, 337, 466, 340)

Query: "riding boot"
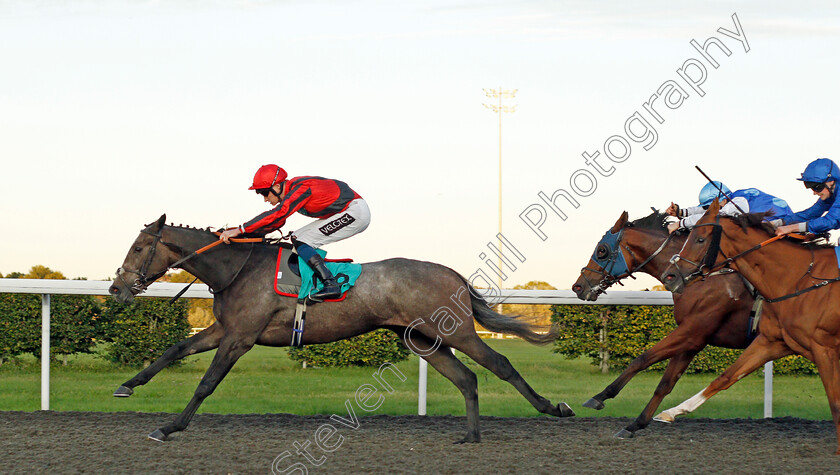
(307, 254, 342, 300)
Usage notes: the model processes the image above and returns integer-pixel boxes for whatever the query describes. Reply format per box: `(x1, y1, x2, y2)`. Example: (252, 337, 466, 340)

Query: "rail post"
(41, 294, 50, 411)
(764, 361, 773, 418)
(418, 359, 428, 415)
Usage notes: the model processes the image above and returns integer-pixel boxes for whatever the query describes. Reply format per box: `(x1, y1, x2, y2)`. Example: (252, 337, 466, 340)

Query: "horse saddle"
(273, 243, 361, 302)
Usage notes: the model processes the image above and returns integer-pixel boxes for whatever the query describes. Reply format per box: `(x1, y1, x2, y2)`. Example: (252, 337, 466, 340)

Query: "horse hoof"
(614, 428, 635, 439)
(653, 412, 674, 423)
(148, 429, 167, 442)
(113, 385, 134, 397)
(582, 397, 605, 410)
(557, 402, 576, 417)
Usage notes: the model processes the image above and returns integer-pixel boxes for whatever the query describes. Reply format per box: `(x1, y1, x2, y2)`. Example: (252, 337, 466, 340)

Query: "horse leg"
(397, 330, 481, 443)
(654, 335, 792, 423)
(809, 345, 840, 454)
(614, 349, 699, 438)
(447, 334, 574, 418)
(148, 334, 255, 441)
(584, 325, 704, 410)
(114, 323, 225, 397)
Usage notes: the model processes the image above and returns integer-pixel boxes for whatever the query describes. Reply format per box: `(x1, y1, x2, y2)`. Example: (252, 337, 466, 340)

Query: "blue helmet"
(698, 181, 731, 207)
(798, 158, 839, 183)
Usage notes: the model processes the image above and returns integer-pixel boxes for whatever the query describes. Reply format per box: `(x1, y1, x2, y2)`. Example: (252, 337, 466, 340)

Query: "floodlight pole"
(483, 88, 517, 311)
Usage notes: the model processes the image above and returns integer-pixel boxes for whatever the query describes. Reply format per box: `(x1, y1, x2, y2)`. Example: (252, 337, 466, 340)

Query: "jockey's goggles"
(255, 188, 271, 197)
(804, 181, 827, 192)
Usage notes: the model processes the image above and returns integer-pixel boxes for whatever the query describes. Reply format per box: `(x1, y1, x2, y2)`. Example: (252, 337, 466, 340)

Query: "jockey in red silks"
(219, 164, 370, 300)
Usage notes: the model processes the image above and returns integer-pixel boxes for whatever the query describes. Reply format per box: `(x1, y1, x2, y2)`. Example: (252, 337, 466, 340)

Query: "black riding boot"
(308, 254, 342, 300)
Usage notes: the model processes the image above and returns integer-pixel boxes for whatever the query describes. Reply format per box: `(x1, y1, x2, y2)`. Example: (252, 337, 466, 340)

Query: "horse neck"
(719, 224, 819, 299)
(625, 228, 683, 281)
(161, 227, 250, 290)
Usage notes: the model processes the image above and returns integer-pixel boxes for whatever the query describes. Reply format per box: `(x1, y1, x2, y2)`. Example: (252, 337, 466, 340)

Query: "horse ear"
(708, 199, 721, 214)
(611, 211, 629, 233)
(155, 214, 166, 230)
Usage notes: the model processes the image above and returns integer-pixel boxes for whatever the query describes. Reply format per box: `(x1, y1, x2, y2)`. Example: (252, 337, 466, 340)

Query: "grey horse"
(108, 215, 574, 442)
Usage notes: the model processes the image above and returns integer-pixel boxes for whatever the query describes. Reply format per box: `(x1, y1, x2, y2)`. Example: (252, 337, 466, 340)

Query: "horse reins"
(671, 215, 838, 302)
(116, 228, 265, 298)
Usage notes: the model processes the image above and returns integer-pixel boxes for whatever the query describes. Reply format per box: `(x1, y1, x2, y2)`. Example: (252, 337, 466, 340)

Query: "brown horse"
(572, 210, 768, 438)
(108, 215, 574, 442)
(659, 199, 840, 454)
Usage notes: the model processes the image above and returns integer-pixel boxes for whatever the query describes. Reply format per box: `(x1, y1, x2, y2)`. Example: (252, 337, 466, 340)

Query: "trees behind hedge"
(551, 304, 817, 375)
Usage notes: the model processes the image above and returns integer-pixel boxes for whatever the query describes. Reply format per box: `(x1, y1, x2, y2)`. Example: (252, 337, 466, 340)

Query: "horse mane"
(731, 212, 775, 235)
(143, 221, 285, 247)
(728, 213, 835, 249)
(168, 223, 216, 233)
(627, 209, 670, 231)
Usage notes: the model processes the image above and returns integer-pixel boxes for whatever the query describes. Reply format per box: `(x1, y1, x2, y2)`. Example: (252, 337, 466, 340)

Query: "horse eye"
(134, 247, 143, 252)
(697, 237, 705, 243)
(596, 244, 609, 259)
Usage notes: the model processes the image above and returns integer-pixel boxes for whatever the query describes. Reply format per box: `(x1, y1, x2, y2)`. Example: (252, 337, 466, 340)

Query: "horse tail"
(458, 276, 559, 345)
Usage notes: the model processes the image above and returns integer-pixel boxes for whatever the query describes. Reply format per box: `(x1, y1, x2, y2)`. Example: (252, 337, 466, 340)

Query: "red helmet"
(248, 164, 288, 190)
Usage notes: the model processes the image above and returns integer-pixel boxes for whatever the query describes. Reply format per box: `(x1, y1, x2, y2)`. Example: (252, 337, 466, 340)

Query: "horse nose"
(108, 285, 120, 295)
(661, 272, 684, 293)
(572, 284, 582, 293)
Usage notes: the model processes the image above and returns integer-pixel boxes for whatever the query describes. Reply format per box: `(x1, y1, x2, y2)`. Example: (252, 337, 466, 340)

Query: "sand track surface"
(1, 411, 836, 474)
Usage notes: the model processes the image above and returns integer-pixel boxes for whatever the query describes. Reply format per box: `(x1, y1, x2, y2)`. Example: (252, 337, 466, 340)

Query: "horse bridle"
(116, 227, 264, 297)
(668, 215, 840, 301)
(115, 228, 176, 295)
(580, 226, 678, 295)
(666, 216, 725, 285)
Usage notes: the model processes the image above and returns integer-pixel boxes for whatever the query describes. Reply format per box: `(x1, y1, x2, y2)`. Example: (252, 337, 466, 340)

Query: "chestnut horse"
(572, 210, 769, 438)
(109, 215, 574, 443)
(659, 199, 840, 454)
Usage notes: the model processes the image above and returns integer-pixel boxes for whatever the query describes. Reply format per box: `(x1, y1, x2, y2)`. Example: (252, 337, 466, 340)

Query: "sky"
(2, 0, 840, 291)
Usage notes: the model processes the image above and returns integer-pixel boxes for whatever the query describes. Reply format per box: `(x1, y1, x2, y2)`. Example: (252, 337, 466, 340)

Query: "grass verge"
(0, 339, 830, 420)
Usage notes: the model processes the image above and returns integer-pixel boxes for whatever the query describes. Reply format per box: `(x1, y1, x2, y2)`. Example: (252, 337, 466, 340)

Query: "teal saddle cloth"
(273, 243, 361, 301)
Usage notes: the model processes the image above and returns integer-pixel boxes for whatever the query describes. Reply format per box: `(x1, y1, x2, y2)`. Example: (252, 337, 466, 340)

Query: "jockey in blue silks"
(776, 158, 840, 236)
(666, 181, 795, 234)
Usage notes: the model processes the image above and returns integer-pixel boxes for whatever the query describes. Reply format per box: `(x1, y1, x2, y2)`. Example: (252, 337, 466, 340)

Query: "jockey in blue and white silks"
(666, 181, 794, 233)
(776, 158, 840, 235)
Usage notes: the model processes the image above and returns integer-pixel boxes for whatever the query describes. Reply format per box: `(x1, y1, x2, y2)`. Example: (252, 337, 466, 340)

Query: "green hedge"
(99, 298, 190, 367)
(551, 304, 817, 375)
(0, 290, 190, 367)
(43, 295, 102, 361)
(0, 294, 102, 363)
(287, 329, 410, 368)
(0, 294, 41, 362)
